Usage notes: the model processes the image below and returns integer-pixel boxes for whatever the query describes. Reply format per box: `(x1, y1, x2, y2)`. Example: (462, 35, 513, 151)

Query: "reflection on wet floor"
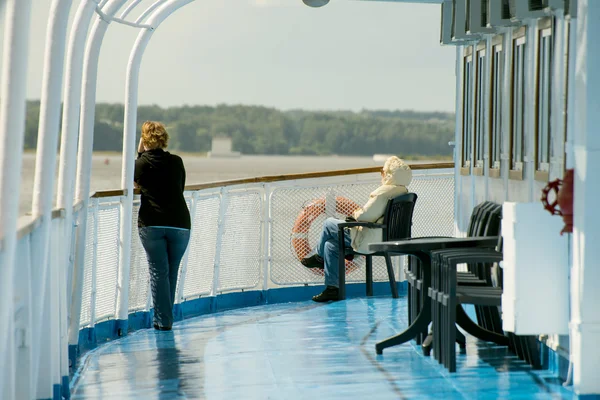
(71, 298, 573, 399)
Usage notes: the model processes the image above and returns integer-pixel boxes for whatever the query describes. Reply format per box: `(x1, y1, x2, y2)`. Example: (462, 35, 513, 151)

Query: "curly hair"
(141, 121, 169, 150)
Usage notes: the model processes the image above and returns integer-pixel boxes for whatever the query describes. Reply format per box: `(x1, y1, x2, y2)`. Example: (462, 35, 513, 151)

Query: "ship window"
(461, 50, 474, 175)
(474, 47, 486, 175)
(489, 41, 503, 178)
(510, 33, 526, 179)
(535, 26, 552, 181)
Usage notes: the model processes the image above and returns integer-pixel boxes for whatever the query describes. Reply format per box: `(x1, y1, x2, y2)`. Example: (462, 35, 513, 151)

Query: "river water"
(20, 153, 420, 216)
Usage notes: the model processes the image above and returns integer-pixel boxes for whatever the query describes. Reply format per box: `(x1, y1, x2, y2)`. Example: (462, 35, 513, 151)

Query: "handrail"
(90, 162, 454, 199)
(12, 206, 77, 244)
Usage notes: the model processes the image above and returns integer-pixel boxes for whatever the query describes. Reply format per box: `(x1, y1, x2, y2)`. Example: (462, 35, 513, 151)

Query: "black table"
(368, 236, 499, 354)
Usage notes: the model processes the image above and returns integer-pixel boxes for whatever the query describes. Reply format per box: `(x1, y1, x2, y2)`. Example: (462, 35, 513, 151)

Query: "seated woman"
(301, 156, 412, 302)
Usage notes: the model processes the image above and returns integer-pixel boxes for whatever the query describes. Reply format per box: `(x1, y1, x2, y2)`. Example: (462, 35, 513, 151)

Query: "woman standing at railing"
(135, 121, 191, 331)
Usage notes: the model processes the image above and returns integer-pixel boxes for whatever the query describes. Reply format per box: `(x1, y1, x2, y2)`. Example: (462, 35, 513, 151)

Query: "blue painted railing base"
(52, 383, 60, 400)
(61, 375, 70, 399)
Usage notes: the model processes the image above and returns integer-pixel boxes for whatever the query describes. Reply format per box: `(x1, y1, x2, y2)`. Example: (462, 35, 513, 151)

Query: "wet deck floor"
(71, 297, 574, 399)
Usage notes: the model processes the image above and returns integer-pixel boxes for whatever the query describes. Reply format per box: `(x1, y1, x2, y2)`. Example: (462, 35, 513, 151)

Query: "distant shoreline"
(21, 149, 451, 161)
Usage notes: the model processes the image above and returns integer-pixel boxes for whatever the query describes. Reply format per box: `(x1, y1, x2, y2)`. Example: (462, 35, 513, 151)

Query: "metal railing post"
(89, 199, 100, 330)
(14, 235, 34, 399)
(262, 184, 272, 292)
(0, 0, 33, 398)
(30, 1, 74, 396)
(176, 192, 198, 304)
(61, 0, 106, 364)
(211, 188, 229, 296)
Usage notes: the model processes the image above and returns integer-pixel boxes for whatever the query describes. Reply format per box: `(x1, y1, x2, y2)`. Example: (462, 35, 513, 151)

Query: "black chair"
(409, 201, 503, 346)
(430, 234, 542, 373)
(368, 201, 503, 354)
(336, 193, 418, 300)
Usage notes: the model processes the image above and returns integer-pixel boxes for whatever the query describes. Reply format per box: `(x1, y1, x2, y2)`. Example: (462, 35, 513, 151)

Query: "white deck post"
(58, 0, 103, 365)
(0, 0, 32, 398)
(571, 0, 600, 396)
(72, 0, 129, 347)
(116, 0, 195, 328)
(116, 14, 150, 331)
(30, 1, 74, 397)
(453, 46, 462, 234)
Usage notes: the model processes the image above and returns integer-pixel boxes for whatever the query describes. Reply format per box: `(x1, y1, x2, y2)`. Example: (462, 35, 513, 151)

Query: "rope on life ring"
(291, 196, 361, 275)
(541, 178, 563, 216)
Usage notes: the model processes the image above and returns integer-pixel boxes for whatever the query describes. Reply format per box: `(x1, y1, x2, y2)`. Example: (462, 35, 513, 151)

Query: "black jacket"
(134, 149, 191, 229)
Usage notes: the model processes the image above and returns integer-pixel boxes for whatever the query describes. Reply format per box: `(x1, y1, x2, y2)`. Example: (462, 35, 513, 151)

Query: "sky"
(13, 0, 456, 112)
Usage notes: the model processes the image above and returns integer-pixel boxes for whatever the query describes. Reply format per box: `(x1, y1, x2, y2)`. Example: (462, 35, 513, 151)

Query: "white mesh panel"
(217, 191, 263, 292)
(94, 206, 120, 321)
(270, 182, 390, 286)
(128, 202, 150, 312)
(409, 171, 455, 238)
(269, 172, 454, 286)
(80, 206, 96, 327)
(183, 194, 220, 299)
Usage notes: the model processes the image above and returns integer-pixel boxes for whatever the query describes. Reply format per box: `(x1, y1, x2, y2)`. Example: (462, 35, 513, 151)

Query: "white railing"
(78, 164, 455, 326)
(6, 163, 454, 398)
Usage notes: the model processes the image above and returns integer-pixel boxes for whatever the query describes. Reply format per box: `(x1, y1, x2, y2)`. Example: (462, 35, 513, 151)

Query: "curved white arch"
(135, 0, 168, 24)
(67, 0, 130, 354)
(120, 0, 144, 19)
(29, 0, 75, 397)
(116, 0, 195, 323)
(60, 1, 103, 361)
(0, 1, 33, 399)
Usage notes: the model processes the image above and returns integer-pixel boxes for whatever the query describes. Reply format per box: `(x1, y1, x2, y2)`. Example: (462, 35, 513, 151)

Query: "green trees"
(23, 101, 454, 158)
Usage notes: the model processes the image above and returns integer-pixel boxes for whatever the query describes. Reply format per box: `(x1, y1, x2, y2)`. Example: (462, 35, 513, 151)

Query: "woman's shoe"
(153, 323, 172, 331)
(312, 286, 339, 302)
(301, 254, 324, 268)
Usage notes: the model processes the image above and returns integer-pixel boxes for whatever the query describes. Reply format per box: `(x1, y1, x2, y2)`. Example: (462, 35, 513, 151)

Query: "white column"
(116, 23, 153, 325)
(571, 0, 600, 396)
(116, 0, 195, 324)
(453, 46, 463, 234)
(30, 1, 74, 397)
(58, 0, 100, 357)
(0, 0, 32, 398)
(69, 0, 128, 350)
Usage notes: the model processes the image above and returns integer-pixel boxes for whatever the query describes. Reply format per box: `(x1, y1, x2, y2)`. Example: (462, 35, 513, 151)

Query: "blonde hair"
(141, 121, 169, 150)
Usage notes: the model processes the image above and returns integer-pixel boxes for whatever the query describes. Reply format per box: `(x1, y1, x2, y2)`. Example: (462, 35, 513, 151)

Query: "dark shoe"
(312, 286, 339, 302)
(301, 254, 324, 269)
(153, 323, 172, 331)
(422, 333, 433, 356)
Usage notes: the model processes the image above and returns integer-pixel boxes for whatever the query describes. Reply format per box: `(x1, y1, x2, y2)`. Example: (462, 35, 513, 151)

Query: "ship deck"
(70, 296, 573, 399)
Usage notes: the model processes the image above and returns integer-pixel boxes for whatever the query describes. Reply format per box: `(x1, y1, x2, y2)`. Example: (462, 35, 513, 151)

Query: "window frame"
(534, 18, 553, 182)
(509, 26, 526, 181)
(488, 35, 504, 179)
(473, 41, 486, 177)
(461, 46, 474, 176)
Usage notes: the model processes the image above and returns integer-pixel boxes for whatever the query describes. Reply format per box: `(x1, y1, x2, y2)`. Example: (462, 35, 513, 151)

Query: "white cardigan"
(349, 166, 412, 254)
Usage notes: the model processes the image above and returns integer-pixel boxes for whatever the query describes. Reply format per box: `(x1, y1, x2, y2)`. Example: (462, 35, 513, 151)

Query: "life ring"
(292, 196, 362, 275)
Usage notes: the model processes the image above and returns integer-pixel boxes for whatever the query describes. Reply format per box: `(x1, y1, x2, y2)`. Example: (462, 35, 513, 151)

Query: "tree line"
(24, 101, 455, 158)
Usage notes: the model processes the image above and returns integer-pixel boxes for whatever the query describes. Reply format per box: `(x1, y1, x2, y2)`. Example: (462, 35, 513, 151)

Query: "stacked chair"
(427, 202, 543, 372)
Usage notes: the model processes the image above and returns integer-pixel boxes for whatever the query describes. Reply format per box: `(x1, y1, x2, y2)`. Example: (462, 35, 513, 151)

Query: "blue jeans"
(139, 227, 191, 328)
(316, 217, 352, 288)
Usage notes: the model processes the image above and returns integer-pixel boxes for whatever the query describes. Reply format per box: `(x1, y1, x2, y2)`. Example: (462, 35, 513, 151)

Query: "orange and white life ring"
(292, 196, 362, 275)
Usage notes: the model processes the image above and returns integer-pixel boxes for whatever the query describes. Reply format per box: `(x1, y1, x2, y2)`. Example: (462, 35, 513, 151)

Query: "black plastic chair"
(430, 233, 542, 372)
(336, 193, 418, 300)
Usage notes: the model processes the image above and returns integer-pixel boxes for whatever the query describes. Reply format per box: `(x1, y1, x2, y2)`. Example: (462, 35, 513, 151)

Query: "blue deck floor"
(71, 297, 574, 399)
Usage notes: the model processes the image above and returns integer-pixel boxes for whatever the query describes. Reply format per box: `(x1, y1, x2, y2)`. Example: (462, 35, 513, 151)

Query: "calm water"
(20, 153, 426, 216)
